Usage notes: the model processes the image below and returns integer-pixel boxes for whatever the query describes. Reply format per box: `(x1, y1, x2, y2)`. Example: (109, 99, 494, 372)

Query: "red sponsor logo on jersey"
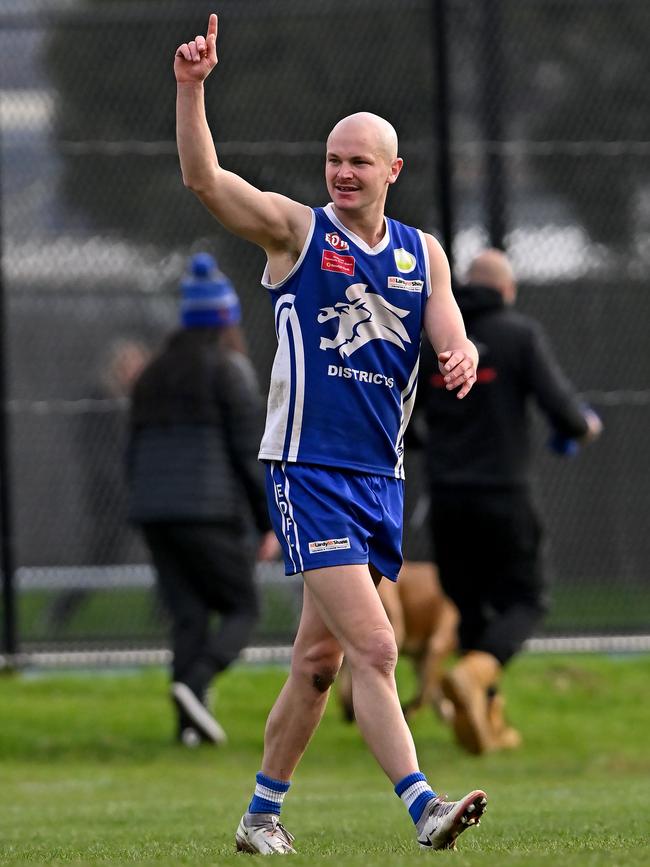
(321, 249, 355, 276)
(325, 232, 350, 252)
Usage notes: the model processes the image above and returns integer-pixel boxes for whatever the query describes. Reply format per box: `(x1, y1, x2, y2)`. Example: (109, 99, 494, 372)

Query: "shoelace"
(430, 796, 456, 818)
(264, 817, 295, 846)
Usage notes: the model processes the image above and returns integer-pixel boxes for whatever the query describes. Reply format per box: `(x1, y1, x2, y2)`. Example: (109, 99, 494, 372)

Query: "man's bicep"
(197, 170, 310, 250)
(421, 234, 467, 352)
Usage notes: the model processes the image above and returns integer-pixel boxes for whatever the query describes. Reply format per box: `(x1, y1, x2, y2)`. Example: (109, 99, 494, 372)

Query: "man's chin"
(333, 194, 360, 209)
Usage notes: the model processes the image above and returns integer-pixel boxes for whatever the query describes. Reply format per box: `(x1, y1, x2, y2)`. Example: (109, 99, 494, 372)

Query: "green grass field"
(1, 654, 649, 865)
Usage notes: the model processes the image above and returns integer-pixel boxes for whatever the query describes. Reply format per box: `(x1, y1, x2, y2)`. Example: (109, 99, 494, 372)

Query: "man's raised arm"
(175, 14, 309, 252)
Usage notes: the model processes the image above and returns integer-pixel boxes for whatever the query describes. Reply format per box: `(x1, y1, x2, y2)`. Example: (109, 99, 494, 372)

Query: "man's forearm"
(428, 328, 478, 366)
(176, 81, 220, 192)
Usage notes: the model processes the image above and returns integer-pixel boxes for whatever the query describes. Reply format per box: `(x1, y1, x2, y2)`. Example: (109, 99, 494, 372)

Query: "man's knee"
(350, 626, 398, 676)
(311, 668, 339, 693)
(292, 640, 343, 693)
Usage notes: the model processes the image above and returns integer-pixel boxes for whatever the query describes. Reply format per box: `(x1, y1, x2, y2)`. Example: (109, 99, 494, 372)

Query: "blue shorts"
(266, 462, 404, 581)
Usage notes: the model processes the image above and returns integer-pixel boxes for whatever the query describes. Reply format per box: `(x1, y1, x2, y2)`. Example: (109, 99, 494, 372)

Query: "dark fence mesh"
(1, 0, 649, 654)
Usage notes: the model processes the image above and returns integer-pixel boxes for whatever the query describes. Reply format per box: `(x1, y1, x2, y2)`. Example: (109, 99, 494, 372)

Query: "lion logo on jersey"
(317, 283, 411, 358)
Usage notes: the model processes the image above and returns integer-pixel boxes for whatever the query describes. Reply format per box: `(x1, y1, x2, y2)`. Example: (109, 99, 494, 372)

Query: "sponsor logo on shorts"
(387, 276, 423, 292)
(308, 537, 351, 554)
(321, 249, 355, 276)
(325, 232, 349, 251)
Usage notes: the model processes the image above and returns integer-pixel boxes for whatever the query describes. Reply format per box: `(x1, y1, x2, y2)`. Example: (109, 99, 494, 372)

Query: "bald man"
(419, 249, 602, 755)
(174, 13, 486, 855)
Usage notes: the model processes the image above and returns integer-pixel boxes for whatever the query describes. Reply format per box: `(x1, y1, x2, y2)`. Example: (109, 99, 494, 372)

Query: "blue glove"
(547, 432, 580, 457)
(547, 404, 601, 457)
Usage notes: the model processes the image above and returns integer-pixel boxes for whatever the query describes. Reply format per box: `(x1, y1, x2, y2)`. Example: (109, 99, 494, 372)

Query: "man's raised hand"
(174, 13, 218, 84)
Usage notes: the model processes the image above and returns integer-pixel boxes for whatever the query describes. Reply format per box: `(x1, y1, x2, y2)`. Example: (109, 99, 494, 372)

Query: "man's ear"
(387, 157, 404, 185)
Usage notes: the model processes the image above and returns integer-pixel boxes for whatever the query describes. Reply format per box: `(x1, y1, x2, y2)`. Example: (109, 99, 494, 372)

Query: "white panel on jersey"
(394, 357, 421, 478)
(259, 295, 306, 463)
(259, 295, 295, 458)
(286, 305, 305, 461)
(416, 229, 433, 298)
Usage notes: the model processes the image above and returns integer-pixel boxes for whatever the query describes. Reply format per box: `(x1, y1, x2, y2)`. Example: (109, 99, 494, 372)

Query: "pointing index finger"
(207, 12, 218, 40)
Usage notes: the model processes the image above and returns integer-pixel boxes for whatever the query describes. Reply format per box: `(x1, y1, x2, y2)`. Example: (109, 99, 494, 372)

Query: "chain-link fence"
(1, 0, 649, 660)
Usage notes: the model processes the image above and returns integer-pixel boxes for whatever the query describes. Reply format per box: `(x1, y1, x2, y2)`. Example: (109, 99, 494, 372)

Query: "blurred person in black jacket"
(128, 252, 279, 747)
(419, 248, 602, 755)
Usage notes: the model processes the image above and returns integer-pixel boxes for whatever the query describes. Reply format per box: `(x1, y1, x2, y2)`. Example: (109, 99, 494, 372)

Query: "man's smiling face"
(325, 113, 402, 214)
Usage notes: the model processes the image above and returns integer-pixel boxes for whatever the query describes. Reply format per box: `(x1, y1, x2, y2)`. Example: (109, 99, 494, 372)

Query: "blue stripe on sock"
(394, 772, 426, 797)
(249, 795, 282, 815)
(409, 791, 436, 824)
(256, 772, 291, 792)
(248, 771, 291, 815)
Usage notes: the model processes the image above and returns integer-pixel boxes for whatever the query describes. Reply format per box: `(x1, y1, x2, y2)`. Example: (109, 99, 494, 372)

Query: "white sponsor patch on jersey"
(393, 248, 417, 273)
(308, 537, 351, 554)
(387, 276, 424, 292)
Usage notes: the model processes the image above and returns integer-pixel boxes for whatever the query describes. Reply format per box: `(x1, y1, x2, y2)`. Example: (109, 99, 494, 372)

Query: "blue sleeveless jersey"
(258, 204, 431, 479)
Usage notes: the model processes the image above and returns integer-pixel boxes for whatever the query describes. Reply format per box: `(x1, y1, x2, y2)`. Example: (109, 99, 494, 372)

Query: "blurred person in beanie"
(418, 248, 602, 755)
(127, 252, 279, 747)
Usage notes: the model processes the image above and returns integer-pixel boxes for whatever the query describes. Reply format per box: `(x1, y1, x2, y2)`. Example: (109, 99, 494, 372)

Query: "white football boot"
(171, 682, 227, 745)
(416, 790, 487, 850)
(235, 812, 296, 855)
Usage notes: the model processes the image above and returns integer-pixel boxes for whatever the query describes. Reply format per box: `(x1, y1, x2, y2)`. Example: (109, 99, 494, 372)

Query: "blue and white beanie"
(180, 252, 241, 328)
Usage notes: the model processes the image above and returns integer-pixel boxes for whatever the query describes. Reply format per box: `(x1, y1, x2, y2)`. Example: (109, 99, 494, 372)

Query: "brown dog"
(336, 560, 458, 723)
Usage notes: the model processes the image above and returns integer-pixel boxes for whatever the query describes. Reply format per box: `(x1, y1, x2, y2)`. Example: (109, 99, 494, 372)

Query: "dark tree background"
(521, 1, 650, 247)
(45, 0, 439, 247)
(46, 0, 650, 253)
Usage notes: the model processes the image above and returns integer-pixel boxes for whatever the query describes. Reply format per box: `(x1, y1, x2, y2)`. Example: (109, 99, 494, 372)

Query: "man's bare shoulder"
(420, 231, 447, 261)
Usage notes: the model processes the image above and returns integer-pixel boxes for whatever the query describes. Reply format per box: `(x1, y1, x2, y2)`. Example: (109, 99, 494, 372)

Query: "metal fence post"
(480, 0, 508, 249)
(432, 0, 455, 269)
(0, 122, 17, 664)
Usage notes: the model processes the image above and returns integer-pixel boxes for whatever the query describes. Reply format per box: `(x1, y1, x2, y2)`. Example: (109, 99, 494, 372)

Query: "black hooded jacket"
(419, 285, 589, 489)
(127, 328, 271, 532)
